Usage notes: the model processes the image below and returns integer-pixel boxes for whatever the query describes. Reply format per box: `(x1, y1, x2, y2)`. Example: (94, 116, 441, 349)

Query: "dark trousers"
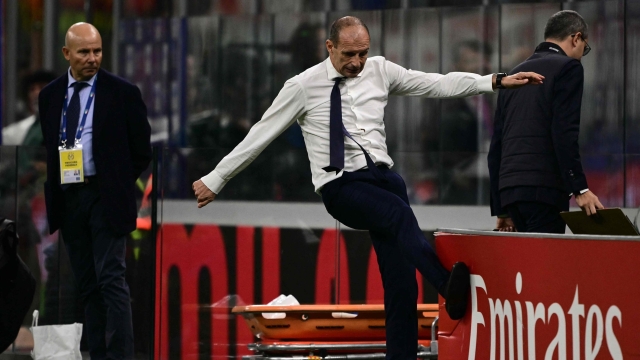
(321, 166, 450, 360)
(61, 179, 134, 360)
(506, 201, 566, 234)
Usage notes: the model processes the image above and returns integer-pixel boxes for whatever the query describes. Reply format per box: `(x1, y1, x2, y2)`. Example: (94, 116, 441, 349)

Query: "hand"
(496, 217, 516, 232)
(575, 190, 604, 216)
(499, 72, 545, 89)
(193, 179, 216, 208)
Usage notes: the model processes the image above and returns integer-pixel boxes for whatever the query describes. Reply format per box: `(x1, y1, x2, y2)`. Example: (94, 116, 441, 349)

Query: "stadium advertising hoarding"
(436, 230, 639, 360)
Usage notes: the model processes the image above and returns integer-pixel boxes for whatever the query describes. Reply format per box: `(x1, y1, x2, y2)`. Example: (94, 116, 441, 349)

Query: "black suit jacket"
(488, 42, 588, 216)
(39, 69, 151, 236)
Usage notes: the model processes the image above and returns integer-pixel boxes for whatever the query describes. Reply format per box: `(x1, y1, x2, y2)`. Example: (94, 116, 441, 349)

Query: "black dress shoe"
(444, 262, 470, 320)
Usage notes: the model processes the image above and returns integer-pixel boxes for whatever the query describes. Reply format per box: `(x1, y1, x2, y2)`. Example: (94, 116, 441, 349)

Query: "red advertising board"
(435, 230, 640, 360)
(153, 223, 433, 359)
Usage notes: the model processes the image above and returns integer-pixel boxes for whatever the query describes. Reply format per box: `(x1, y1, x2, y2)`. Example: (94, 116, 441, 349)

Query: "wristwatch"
(496, 73, 508, 89)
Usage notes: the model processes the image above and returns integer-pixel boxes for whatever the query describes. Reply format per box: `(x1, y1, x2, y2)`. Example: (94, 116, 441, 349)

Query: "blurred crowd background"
(1, 0, 639, 358)
(4, 0, 640, 205)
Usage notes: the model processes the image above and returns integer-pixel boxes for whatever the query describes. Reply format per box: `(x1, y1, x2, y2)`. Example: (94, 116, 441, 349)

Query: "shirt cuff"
(201, 170, 229, 195)
(569, 188, 590, 197)
(477, 74, 495, 94)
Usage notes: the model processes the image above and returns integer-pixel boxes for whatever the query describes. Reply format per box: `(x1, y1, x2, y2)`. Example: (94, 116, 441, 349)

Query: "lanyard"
(60, 78, 97, 148)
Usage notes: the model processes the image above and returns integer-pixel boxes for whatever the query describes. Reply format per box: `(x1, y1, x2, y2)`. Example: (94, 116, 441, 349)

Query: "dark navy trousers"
(506, 201, 567, 234)
(321, 166, 450, 360)
(61, 179, 134, 360)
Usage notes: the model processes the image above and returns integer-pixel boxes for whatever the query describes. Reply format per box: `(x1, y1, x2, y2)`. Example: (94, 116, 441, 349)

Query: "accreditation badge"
(59, 145, 84, 184)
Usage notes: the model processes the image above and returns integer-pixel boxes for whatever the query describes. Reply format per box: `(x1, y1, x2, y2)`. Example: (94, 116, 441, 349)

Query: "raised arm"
(385, 59, 543, 98)
(193, 79, 305, 208)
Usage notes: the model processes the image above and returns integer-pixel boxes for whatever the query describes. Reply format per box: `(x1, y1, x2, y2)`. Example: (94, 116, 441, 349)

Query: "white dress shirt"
(2, 114, 36, 145)
(201, 56, 495, 194)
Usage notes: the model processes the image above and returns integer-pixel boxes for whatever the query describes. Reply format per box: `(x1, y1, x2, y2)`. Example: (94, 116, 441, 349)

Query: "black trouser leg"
(321, 168, 449, 359)
(506, 201, 566, 234)
(62, 182, 133, 359)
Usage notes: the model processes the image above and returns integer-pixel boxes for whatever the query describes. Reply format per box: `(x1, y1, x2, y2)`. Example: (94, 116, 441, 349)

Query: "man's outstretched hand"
(499, 72, 545, 89)
(193, 179, 216, 208)
(575, 190, 604, 216)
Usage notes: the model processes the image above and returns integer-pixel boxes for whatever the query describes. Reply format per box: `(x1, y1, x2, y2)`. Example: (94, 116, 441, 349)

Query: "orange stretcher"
(232, 304, 439, 359)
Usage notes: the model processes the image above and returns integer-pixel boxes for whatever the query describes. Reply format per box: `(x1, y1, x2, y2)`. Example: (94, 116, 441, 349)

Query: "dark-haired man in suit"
(39, 22, 151, 359)
(489, 10, 603, 233)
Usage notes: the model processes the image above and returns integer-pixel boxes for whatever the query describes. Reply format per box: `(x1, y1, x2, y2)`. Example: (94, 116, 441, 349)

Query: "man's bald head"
(63, 22, 103, 81)
(65, 22, 101, 47)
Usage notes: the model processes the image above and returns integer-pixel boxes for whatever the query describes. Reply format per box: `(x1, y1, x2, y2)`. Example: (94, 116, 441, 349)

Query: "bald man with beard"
(39, 22, 151, 359)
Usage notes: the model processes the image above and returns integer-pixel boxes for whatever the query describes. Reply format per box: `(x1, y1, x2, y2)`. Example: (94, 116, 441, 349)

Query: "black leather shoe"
(444, 262, 470, 320)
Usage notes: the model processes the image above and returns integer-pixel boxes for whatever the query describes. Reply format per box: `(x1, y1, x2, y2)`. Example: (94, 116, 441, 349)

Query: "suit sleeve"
(551, 60, 588, 194)
(488, 91, 506, 216)
(125, 84, 152, 180)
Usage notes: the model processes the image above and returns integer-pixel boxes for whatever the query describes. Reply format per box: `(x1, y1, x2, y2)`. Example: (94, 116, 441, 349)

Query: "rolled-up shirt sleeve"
(200, 79, 306, 194)
(385, 59, 494, 97)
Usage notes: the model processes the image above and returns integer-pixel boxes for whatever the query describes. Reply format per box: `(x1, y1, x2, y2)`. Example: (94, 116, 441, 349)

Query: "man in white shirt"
(193, 16, 543, 359)
(2, 71, 56, 146)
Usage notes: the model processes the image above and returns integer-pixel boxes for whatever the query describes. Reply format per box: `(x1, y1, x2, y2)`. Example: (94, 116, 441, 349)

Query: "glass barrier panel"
(14, 146, 68, 331)
(500, 3, 560, 72)
(569, 1, 625, 152)
(272, 12, 327, 91)
(158, 146, 340, 358)
(0, 146, 17, 223)
(186, 15, 221, 149)
(570, 154, 625, 209)
(218, 14, 274, 132)
(119, 18, 177, 146)
(439, 6, 499, 205)
(383, 8, 441, 200)
(625, 154, 640, 209)
(4, 2, 634, 358)
(0, 146, 19, 354)
(626, 1, 640, 207)
(4, 145, 156, 358)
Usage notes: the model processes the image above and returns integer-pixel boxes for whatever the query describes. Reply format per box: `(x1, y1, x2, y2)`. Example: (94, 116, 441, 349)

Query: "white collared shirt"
(201, 56, 494, 194)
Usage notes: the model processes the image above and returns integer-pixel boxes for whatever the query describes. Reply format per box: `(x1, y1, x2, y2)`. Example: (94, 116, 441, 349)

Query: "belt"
(355, 164, 389, 173)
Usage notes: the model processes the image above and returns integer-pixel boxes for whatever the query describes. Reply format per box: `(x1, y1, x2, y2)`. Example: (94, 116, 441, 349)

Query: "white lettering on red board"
(468, 273, 623, 360)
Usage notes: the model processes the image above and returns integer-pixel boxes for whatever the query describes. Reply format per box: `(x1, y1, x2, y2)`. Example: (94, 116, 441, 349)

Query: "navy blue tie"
(323, 77, 386, 182)
(323, 77, 345, 173)
(66, 82, 89, 146)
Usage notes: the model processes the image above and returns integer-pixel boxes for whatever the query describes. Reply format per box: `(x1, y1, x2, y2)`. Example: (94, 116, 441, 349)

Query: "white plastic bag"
(30, 310, 83, 360)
